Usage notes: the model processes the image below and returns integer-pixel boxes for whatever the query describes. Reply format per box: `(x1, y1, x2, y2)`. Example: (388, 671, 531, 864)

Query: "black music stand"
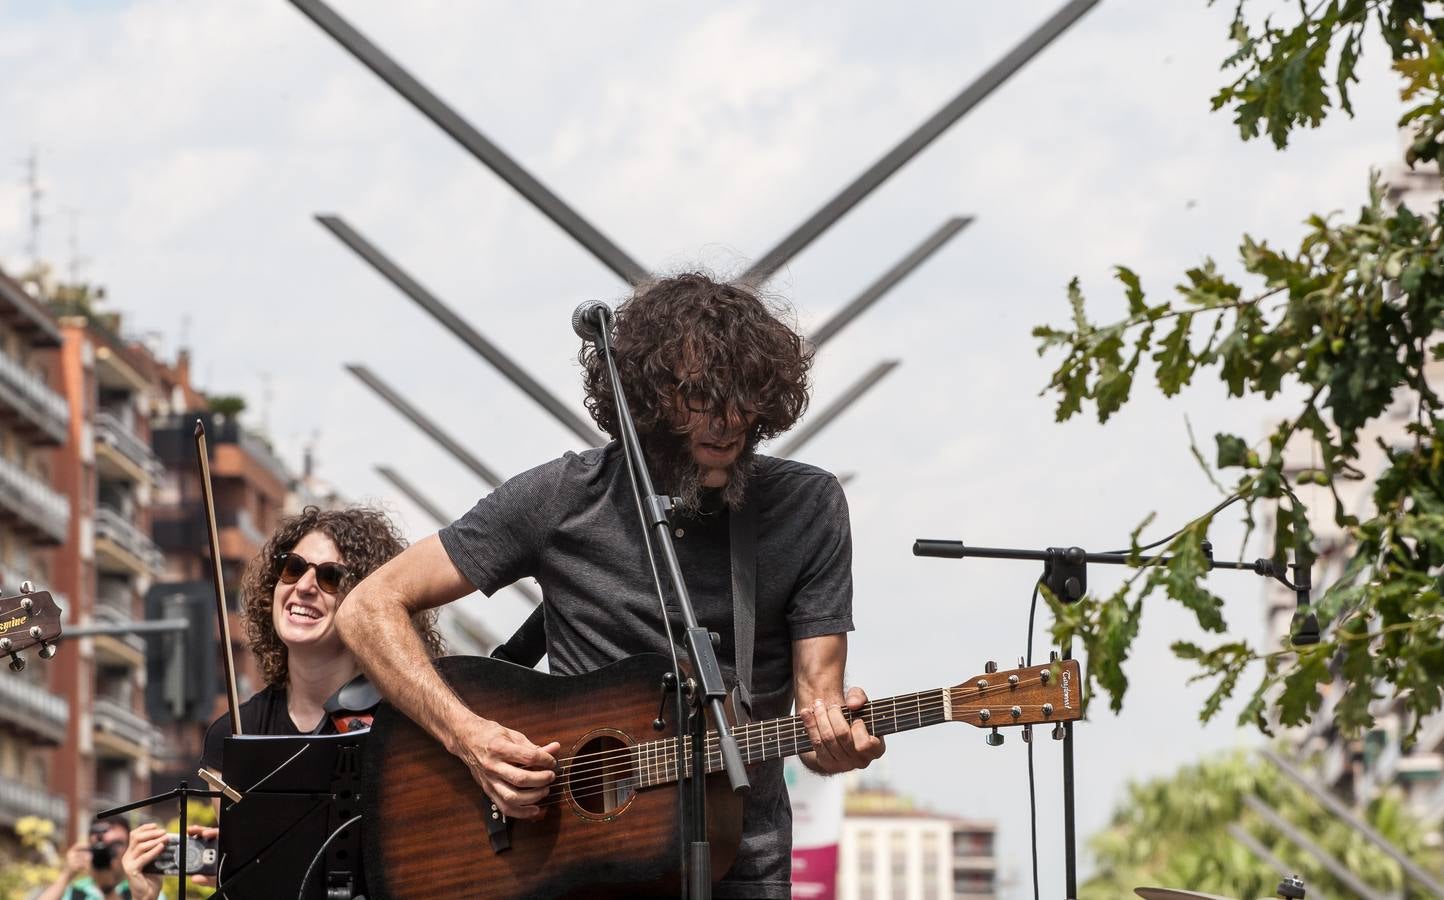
(97, 783, 221, 889)
(215, 732, 368, 899)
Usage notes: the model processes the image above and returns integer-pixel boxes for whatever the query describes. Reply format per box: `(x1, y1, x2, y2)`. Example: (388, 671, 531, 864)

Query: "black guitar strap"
(729, 490, 758, 721)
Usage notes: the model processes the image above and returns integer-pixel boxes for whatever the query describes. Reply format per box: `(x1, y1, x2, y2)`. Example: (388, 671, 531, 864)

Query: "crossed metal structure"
(289, 3, 1099, 645)
(289, 0, 1097, 492)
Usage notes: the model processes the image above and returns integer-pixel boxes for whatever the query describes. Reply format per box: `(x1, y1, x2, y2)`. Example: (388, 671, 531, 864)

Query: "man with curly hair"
(340, 273, 882, 899)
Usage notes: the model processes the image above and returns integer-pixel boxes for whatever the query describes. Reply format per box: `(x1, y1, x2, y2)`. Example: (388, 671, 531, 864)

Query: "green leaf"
(1154, 313, 1196, 396)
(1216, 433, 1250, 468)
(1116, 266, 1147, 316)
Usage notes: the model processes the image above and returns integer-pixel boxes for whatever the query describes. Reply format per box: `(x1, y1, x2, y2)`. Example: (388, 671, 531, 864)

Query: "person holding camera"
(117, 822, 219, 900)
(38, 817, 133, 900)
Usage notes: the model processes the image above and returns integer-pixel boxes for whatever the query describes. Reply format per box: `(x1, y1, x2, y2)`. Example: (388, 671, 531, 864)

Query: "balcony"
(0, 271, 63, 349)
(0, 670, 68, 744)
(0, 351, 68, 445)
(95, 506, 163, 576)
(92, 696, 155, 759)
(0, 772, 67, 829)
(95, 411, 163, 485)
(93, 598, 147, 655)
(0, 453, 69, 544)
(154, 506, 267, 564)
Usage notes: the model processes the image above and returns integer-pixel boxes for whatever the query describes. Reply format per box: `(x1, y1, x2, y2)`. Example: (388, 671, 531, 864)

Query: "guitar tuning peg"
(1017, 656, 1025, 668)
(19, 580, 34, 594)
(1022, 724, 1032, 744)
(1049, 650, 1059, 663)
(985, 727, 1004, 747)
(984, 660, 998, 674)
(38, 641, 56, 660)
(7, 651, 24, 672)
(1052, 722, 1065, 741)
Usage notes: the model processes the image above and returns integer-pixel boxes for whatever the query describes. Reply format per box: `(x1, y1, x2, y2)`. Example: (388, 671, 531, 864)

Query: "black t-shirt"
(201, 684, 337, 772)
(439, 444, 854, 899)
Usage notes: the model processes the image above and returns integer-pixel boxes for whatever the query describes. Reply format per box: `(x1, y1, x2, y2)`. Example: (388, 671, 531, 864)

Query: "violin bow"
(196, 420, 243, 735)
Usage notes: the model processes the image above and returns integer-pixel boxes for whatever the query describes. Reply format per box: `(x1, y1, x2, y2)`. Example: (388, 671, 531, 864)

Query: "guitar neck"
(633, 688, 951, 788)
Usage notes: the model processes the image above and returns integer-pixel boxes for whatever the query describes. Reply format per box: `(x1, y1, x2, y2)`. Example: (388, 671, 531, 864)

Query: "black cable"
(1025, 576, 1042, 900)
(296, 813, 361, 900)
(1102, 493, 1244, 556)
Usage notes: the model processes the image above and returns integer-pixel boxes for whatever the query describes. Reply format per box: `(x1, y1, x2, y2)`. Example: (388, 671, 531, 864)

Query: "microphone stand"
(587, 305, 749, 900)
(912, 538, 1314, 900)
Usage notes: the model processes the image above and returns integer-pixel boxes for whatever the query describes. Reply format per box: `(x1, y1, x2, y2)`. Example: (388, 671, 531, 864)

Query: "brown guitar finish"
(0, 589, 61, 671)
(364, 652, 1083, 899)
(363, 654, 742, 899)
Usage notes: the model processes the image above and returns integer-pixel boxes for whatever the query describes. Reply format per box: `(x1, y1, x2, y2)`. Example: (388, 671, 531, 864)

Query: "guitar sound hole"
(568, 733, 636, 816)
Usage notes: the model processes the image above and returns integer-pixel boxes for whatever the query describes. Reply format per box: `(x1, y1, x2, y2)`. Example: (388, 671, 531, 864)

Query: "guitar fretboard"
(632, 688, 951, 789)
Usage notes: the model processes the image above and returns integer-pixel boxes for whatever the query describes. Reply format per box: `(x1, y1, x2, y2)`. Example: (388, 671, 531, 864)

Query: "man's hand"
(61, 840, 90, 879)
(799, 686, 885, 775)
(450, 716, 561, 819)
(120, 824, 166, 900)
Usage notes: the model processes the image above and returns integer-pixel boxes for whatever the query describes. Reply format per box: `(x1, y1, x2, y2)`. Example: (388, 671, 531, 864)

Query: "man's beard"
(645, 432, 756, 516)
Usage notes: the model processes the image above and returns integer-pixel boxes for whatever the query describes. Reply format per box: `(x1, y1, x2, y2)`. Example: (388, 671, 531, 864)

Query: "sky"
(0, 0, 1413, 894)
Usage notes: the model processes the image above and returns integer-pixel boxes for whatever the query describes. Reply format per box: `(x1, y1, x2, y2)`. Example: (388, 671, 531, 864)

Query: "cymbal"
(1135, 889, 1239, 900)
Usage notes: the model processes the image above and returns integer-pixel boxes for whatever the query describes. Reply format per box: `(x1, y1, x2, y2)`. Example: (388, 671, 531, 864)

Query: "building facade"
(0, 270, 70, 839)
(837, 786, 997, 900)
(49, 306, 166, 838)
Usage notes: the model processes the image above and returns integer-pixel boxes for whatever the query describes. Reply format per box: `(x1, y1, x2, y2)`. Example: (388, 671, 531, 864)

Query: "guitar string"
(547, 703, 1067, 810)
(549, 671, 1063, 767)
(543, 700, 1073, 810)
(490, 671, 1070, 808)
(530, 674, 1073, 807)
(540, 672, 1058, 791)
(548, 705, 955, 808)
(551, 701, 1065, 805)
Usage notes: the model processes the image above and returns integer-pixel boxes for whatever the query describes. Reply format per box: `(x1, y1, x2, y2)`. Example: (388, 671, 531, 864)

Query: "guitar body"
(363, 653, 743, 899)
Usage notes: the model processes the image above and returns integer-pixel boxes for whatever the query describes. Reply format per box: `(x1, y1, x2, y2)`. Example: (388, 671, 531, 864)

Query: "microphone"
(572, 300, 612, 341)
(1291, 532, 1320, 646)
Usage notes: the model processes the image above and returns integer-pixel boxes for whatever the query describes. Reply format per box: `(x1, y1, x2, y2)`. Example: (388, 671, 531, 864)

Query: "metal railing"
(0, 672, 67, 742)
(0, 350, 68, 437)
(95, 507, 164, 573)
(95, 411, 164, 480)
(0, 453, 69, 542)
(91, 603, 146, 654)
(92, 696, 155, 752)
(0, 772, 67, 827)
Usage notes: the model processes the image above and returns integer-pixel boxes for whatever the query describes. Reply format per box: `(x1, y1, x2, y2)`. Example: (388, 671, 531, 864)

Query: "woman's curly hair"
(579, 273, 813, 441)
(241, 505, 444, 687)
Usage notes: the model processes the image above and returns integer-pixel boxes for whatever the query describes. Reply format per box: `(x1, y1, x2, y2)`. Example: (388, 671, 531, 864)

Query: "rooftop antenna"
(23, 148, 44, 271)
(62, 206, 86, 284)
(259, 371, 273, 435)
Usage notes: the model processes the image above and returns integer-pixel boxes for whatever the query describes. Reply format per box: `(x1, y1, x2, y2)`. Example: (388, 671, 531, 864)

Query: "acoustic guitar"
(0, 586, 61, 672)
(364, 652, 1083, 899)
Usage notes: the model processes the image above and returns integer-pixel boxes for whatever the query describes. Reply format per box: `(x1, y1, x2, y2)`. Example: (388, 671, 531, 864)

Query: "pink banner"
(790, 844, 838, 900)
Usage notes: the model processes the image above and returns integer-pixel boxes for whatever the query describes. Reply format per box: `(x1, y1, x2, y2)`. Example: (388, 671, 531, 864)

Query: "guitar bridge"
(485, 800, 511, 853)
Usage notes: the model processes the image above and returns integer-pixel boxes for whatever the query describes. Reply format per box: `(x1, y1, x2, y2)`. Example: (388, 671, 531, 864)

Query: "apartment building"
(149, 392, 289, 783)
(0, 270, 70, 842)
(50, 304, 165, 837)
(837, 785, 997, 900)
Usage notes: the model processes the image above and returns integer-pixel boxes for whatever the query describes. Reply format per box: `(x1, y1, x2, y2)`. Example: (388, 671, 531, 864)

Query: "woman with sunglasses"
(200, 505, 444, 772)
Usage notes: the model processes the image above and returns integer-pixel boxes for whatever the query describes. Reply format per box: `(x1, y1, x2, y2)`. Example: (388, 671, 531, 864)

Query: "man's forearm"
(338, 575, 478, 749)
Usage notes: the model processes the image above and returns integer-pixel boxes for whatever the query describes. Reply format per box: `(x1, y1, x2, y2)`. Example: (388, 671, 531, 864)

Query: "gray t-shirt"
(439, 444, 854, 899)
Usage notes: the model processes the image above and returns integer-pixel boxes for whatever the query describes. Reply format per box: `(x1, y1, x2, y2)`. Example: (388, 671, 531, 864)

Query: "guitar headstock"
(947, 659, 1083, 739)
(0, 585, 61, 672)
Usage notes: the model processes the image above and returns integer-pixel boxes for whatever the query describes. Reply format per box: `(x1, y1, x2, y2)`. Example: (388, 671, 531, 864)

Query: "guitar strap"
(728, 488, 758, 721)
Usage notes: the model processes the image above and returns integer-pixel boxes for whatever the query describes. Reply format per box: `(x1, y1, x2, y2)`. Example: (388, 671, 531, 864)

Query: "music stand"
(214, 732, 368, 899)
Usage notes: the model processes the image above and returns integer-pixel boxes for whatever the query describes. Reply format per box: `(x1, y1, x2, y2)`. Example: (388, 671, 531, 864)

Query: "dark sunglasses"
(273, 552, 350, 595)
